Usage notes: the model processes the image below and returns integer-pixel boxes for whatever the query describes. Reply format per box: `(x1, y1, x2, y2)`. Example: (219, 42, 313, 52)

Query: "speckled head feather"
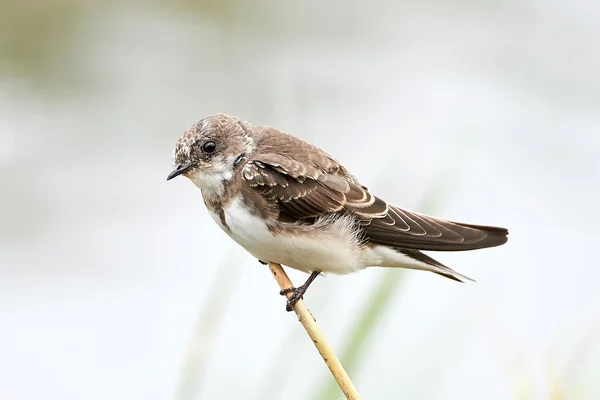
(172, 114, 255, 172)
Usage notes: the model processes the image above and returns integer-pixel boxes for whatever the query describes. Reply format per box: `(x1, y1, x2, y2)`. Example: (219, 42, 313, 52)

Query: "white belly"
(205, 195, 463, 278)
(208, 196, 366, 274)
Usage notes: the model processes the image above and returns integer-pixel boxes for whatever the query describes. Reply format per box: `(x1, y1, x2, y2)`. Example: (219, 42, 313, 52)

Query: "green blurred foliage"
(0, 0, 83, 86)
(315, 269, 406, 400)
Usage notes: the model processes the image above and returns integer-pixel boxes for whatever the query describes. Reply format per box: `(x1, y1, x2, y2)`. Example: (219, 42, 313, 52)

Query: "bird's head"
(167, 114, 254, 191)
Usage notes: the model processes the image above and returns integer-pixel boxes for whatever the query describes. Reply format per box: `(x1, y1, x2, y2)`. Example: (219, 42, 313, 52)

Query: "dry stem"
(268, 263, 362, 400)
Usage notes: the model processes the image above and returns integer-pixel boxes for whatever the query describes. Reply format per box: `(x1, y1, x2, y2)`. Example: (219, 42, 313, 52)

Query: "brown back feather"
(243, 126, 509, 251)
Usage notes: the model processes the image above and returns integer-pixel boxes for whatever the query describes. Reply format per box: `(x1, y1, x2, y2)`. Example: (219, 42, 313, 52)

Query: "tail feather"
(399, 249, 475, 282)
(364, 203, 509, 251)
(453, 222, 509, 250)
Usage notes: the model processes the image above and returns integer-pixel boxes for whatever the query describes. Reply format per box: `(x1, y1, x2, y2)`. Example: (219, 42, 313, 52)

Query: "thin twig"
(268, 263, 362, 400)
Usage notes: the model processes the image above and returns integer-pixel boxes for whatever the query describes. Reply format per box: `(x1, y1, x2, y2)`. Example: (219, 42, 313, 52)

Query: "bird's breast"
(207, 195, 367, 274)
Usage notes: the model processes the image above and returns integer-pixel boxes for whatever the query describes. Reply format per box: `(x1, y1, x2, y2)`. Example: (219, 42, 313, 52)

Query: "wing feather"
(243, 129, 508, 251)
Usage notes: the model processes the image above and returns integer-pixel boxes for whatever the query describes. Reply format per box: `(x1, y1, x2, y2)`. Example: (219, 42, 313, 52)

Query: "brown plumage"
(169, 114, 509, 292)
(242, 126, 508, 271)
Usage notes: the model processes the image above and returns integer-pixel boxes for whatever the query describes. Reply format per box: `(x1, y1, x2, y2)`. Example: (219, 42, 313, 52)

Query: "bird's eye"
(201, 141, 216, 154)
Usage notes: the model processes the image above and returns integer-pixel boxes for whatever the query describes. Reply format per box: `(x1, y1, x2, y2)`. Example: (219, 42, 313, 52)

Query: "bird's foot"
(279, 284, 309, 312)
(278, 271, 321, 312)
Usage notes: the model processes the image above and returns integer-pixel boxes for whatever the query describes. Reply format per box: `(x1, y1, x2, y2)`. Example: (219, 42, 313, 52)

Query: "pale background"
(1, 1, 599, 399)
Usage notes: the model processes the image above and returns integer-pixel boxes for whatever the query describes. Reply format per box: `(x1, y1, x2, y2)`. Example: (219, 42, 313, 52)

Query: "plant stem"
(267, 263, 362, 400)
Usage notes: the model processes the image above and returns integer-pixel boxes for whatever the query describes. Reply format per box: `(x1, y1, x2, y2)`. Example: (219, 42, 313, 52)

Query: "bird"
(167, 114, 508, 311)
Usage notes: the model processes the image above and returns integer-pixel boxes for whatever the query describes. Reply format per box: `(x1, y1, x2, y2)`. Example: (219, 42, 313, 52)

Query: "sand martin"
(168, 114, 508, 311)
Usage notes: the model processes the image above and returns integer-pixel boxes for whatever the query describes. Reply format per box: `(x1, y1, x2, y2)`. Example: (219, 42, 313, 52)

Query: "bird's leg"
(280, 270, 321, 312)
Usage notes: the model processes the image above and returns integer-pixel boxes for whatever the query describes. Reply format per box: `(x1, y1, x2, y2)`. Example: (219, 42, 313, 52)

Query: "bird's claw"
(279, 285, 306, 312)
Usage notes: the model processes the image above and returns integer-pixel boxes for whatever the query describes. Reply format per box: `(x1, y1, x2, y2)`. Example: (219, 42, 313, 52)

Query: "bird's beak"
(167, 164, 192, 181)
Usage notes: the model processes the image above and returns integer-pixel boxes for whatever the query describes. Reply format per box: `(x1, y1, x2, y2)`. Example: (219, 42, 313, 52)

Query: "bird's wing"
(242, 128, 508, 250)
(362, 205, 508, 251)
(241, 134, 387, 221)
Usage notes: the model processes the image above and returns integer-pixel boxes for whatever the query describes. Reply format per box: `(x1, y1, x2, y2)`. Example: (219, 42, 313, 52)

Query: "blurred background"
(1, 0, 599, 399)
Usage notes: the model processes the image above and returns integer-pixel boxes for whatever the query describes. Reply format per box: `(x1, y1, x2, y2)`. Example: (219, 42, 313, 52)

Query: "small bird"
(168, 114, 508, 311)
